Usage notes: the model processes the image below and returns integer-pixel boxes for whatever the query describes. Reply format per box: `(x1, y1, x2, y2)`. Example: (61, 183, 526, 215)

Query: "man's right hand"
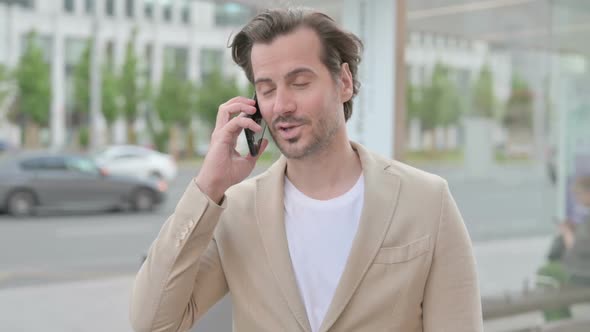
(195, 96, 269, 203)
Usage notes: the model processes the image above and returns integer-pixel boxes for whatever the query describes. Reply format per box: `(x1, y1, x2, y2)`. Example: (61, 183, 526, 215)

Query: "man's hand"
(195, 96, 269, 203)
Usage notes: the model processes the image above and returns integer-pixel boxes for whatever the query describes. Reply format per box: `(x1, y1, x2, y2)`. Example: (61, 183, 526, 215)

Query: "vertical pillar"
(342, 0, 402, 159)
(50, 17, 66, 149)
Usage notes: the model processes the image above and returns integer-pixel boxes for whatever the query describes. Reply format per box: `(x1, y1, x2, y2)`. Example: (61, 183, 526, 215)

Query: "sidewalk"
(0, 235, 568, 332)
(0, 276, 134, 332)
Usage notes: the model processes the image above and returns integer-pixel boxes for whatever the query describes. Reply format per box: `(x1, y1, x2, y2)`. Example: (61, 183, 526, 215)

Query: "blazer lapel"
(256, 157, 312, 332)
(318, 143, 402, 332)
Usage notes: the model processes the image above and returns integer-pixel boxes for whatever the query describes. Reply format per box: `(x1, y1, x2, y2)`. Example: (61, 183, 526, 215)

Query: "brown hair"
(230, 8, 363, 121)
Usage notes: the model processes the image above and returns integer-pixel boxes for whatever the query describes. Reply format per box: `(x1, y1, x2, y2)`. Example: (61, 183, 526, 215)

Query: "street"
(0, 161, 559, 331)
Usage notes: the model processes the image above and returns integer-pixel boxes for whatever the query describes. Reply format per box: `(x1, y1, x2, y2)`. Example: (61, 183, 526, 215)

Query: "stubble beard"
(270, 109, 341, 160)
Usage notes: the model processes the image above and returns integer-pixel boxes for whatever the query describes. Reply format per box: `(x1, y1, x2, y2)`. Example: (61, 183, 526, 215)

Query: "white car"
(94, 145, 177, 182)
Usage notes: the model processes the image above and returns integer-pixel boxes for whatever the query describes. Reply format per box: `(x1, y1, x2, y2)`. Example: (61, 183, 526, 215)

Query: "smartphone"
(244, 93, 267, 156)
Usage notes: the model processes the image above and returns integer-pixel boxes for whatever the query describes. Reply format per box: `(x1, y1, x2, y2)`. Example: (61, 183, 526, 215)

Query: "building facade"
(0, 0, 252, 148)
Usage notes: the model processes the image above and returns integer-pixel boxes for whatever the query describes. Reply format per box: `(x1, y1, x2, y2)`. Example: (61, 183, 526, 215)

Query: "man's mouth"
(277, 123, 301, 132)
(276, 123, 304, 140)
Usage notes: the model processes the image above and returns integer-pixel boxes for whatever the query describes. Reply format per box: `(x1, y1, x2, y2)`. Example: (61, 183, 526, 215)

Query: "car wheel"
(7, 190, 36, 217)
(132, 189, 155, 212)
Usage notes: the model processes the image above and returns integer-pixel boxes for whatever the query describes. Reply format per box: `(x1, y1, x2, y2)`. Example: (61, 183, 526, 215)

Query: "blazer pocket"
(373, 235, 431, 264)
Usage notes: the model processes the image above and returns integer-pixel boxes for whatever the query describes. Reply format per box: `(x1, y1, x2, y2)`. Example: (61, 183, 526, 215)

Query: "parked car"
(0, 139, 14, 153)
(93, 145, 177, 182)
(0, 151, 167, 217)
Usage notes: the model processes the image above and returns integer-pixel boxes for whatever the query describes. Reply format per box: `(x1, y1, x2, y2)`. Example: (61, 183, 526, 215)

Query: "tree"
(417, 63, 463, 150)
(421, 64, 446, 134)
(72, 40, 92, 149)
(504, 75, 534, 130)
(196, 68, 241, 130)
(405, 84, 422, 122)
(15, 31, 51, 148)
(101, 61, 119, 144)
(155, 67, 192, 156)
(120, 29, 140, 144)
(438, 79, 463, 128)
(472, 65, 496, 118)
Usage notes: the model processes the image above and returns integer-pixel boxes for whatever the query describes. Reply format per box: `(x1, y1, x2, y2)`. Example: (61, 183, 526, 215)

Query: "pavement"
(0, 235, 561, 332)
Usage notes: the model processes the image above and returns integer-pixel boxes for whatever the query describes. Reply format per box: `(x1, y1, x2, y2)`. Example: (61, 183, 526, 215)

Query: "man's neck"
(285, 137, 362, 201)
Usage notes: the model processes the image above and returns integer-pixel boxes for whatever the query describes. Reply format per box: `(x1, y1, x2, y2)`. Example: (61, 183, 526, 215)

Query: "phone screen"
(244, 93, 267, 156)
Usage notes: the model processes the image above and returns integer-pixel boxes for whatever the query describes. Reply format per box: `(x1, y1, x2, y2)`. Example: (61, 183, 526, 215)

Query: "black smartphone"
(244, 93, 266, 156)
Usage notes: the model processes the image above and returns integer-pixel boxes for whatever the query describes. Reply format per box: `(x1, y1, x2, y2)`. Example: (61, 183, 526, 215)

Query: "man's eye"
(293, 83, 309, 88)
(263, 88, 276, 96)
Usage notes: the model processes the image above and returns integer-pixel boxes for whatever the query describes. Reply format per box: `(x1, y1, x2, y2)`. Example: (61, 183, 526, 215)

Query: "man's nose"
(272, 88, 296, 116)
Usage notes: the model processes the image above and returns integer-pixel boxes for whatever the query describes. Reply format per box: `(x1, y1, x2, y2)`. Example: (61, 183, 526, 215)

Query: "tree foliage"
(472, 65, 495, 118)
(196, 69, 241, 130)
(16, 31, 51, 127)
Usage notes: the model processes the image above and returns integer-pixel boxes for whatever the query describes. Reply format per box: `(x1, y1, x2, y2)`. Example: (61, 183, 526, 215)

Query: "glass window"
(214, 2, 254, 27)
(125, 0, 134, 18)
(20, 158, 43, 171)
(105, 0, 114, 17)
(181, 5, 190, 24)
(63, 0, 74, 13)
(85, 0, 94, 14)
(66, 157, 99, 174)
(0, 0, 34, 8)
(144, 43, 152, 79)
(164, 46, 188, 79)
(144, 0, 153, 19)
(200, 48, 223, 81)
(21, 157, 66, 171)
(404, 3, 590, 329)
(163, 4, 172, 22)
(20, 33, 52, 63)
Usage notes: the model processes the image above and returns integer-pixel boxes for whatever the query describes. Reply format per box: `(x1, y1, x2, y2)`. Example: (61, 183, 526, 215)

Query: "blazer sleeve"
(130, 181, 229, 332)
(422, 181, 484, 332)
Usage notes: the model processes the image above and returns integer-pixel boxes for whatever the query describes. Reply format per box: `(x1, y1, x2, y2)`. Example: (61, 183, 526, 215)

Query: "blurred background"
(0, 0, 589, 331)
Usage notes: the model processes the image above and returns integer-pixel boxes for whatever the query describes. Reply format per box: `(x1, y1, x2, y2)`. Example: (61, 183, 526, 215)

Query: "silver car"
(0, 151, 166, 217)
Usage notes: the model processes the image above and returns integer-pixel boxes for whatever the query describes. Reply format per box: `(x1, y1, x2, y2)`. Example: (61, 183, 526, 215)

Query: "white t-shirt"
(284, 175, 364, 332)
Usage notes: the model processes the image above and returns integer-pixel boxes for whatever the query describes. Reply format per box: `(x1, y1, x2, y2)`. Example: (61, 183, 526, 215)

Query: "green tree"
(155, 67, 192, 156)
(196, 68, 241, 130)
(15, 31, 51, 148)
(120, 29, 139, 144)
(101, 61, 119, 144)
(72, 40, 91, 149)
(438, 79, 463, 128)
(503, 75, 533, 130)
(419, 63, 463, 150)
(421, 64, 446, 134)
(405, 84, 422, 122)
(472, 65, 496, 118)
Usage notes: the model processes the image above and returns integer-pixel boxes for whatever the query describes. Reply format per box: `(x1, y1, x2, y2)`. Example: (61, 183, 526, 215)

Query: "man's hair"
(230, 8, 363, 121)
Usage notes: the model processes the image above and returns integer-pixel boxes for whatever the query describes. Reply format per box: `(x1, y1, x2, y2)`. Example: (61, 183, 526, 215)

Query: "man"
(130, 8, 483, 332)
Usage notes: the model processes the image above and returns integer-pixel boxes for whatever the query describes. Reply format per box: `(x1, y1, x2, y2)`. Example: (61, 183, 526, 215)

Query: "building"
(0, 0, 253, 148)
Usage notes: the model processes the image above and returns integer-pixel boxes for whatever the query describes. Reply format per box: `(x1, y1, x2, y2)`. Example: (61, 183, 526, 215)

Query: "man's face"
(250, 27, 352, 160)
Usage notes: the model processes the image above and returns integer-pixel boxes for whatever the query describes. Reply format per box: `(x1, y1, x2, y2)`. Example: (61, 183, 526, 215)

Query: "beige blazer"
(130, 142, 483, 332)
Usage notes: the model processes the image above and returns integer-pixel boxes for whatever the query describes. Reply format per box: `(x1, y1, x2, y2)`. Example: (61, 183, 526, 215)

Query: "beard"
(268, 109, 341, 160)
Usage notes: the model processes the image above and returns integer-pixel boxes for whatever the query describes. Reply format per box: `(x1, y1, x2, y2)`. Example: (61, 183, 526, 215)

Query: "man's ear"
(339, 62, 354, 103)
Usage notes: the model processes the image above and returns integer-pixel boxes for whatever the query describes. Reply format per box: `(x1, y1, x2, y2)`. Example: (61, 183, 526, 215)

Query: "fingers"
(211, 113, 262, 147)
(245, 139, 269, 162)
(224, 115, 263, 136)
(215, 97, 257, 130)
